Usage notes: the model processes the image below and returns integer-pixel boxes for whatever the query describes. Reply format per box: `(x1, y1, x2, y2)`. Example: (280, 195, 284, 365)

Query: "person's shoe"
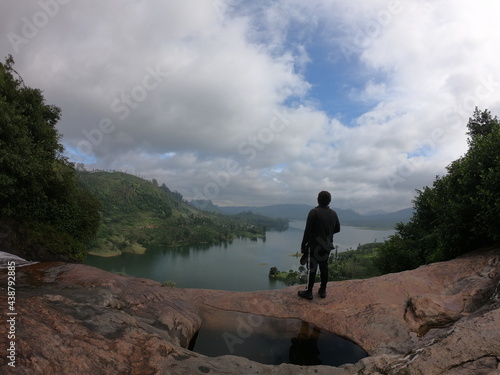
(318, 288, 326, 298)
(298, 290, 313, 300)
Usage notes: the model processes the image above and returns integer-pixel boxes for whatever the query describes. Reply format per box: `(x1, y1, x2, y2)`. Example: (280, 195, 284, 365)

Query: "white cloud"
(1, 0, 500, 214)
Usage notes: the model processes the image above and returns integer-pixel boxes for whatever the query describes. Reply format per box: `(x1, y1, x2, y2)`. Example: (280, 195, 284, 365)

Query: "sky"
(1, 0, 500, 214)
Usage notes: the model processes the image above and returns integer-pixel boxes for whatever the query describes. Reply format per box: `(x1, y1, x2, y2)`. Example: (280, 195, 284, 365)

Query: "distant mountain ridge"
(214, 203, 412, 229)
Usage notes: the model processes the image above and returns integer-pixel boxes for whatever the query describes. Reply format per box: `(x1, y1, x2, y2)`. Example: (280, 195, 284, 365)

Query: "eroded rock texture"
(0, 248, 499, 374)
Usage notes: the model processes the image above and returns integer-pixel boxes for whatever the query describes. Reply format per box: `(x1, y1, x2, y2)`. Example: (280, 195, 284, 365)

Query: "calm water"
(85, 223, 385, 367)
(84, 223, 395, 291)
(191, 308, 368, 366)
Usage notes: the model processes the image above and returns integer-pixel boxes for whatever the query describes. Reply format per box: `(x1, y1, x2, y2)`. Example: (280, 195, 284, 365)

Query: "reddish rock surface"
(0, 248, 499, 374)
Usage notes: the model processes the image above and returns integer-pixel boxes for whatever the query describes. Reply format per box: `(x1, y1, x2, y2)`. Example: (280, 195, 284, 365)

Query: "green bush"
(375, 108, 500, 273)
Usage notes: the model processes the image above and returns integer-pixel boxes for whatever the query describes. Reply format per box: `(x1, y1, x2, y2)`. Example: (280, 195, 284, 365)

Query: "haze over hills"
(191, 201, 413, 229)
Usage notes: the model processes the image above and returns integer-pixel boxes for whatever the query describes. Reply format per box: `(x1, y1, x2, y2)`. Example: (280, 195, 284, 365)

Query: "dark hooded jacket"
(301, 205, 340, 256)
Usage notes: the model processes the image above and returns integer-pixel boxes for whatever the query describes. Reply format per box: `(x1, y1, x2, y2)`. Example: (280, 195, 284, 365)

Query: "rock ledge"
(0, 249, 499, 374)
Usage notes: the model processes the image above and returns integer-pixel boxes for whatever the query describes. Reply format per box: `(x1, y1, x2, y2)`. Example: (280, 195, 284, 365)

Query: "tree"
(0, 56, 101, 261)
(375, 108, 500, 273)
(466, 107, 497, 140)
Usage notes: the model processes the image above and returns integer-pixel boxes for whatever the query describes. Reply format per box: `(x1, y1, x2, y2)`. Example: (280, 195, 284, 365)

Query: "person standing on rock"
(298, 191, 340, 300)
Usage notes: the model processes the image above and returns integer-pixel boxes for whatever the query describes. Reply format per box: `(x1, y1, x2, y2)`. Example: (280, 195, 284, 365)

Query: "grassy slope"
(78, 171, 267, 256)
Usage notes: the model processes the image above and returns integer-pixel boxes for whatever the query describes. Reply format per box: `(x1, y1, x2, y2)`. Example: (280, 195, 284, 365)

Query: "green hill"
(78, 171, 269, 257)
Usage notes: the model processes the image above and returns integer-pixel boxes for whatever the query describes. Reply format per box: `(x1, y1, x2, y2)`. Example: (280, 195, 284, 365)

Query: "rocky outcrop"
(0, 248, 499, 374)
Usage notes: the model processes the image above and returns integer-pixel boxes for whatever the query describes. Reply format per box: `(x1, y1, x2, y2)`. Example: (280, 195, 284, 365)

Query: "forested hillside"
(0, 57, 285, 261)
(79, 171, 284, 256)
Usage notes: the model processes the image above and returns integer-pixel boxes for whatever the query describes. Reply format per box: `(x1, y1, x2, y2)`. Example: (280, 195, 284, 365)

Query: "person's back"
(306, 205, 339, 253)
(298, 191, 340, 300)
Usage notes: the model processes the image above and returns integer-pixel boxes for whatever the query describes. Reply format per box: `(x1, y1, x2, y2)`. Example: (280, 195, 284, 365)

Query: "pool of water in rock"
(190, 308, 368, 367)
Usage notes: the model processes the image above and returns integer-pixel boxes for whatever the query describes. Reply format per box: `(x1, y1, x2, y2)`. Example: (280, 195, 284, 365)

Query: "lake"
(84, 222, 395, 291)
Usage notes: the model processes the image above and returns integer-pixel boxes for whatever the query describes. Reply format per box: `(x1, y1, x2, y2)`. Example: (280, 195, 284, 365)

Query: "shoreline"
(86, 233, 266, 258)
(87, 243, 147, 258)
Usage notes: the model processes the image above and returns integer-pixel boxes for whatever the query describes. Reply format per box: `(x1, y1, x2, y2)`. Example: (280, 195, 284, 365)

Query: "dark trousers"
(306, 247, 330, 291)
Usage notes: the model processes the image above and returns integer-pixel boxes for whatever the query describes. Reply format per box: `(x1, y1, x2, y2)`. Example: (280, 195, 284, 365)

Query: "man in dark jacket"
(298, 191, 340, 300)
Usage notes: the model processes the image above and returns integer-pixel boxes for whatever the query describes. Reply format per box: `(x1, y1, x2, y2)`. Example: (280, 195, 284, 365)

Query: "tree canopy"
(374, 108, 500, 273)
(0, 56, 101, 261)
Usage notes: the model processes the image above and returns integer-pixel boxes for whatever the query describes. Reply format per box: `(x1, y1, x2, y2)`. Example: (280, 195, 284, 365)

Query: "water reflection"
(84, 225, 395, 291)
(191, 308, 367, 367)
(289, 321, 321, 366)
